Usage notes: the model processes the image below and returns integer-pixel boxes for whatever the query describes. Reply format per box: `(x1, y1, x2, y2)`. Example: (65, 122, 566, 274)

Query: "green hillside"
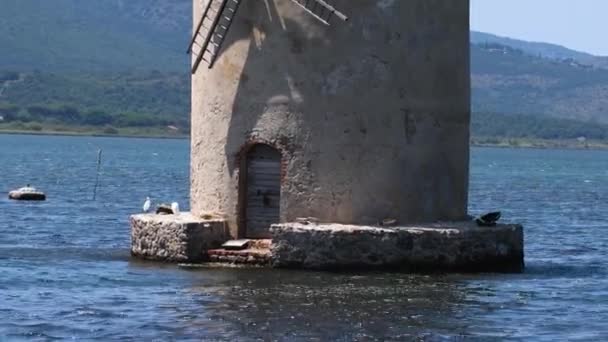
(471, 31, 608, 69)
(0, 0, 190, 71)
(1, 1, 608, 141)
(472, 112, 608, 140)
(1, 71, 188, 120)
(0, 70, 189, 134)
(471, 43, 608, 123)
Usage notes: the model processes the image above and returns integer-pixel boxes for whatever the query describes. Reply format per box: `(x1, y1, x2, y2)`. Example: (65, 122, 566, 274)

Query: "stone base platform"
(207, 239, 272, 266)
(130, 213, 228, 262)
(131, 215, 524, 273)
(270, 221, 524, 272)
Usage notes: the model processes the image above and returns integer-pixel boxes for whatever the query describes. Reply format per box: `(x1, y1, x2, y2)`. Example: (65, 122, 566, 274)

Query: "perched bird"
(156, 204, 173, 215)
(171, 202, 180, 215)
(475, 211, 501, 227)
(142, 197, 151, 213)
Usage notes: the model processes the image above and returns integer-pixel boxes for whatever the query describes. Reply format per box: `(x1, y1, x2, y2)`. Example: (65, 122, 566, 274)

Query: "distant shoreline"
(471, 137, 608, 151)
(473, 142, 608, 151)
(1, 129, 607, 150)
(0, 129, 189, 140)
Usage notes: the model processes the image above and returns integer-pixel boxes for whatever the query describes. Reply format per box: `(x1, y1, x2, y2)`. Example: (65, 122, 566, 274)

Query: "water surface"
(1, 134, 607, 340)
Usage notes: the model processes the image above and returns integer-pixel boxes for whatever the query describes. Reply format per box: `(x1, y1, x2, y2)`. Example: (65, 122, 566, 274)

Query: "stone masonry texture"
(270, 222, 524, 272)
(190, 0, 471, 238)
(131, 213, 228, 262)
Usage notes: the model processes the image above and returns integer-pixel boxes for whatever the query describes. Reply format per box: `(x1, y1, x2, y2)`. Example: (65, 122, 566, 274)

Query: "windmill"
(186, 0, 348, 73)
(187, 0, 472, 239)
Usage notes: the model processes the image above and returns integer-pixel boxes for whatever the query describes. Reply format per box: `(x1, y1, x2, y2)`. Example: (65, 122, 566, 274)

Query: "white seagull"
(143, 197, 151, 213)
(171, 202, 180, 215)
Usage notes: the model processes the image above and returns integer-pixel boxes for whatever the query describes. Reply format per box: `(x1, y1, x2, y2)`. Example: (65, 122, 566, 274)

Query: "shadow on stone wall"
(215, 0, 334, 175)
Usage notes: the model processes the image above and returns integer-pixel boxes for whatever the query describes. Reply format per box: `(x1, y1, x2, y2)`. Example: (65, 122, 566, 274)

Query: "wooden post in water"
(92, 149, 102, 200)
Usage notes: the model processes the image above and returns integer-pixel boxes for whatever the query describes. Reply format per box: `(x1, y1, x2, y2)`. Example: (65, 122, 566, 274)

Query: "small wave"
(523, 262, 606, 278)
(0, 247, 130, 262)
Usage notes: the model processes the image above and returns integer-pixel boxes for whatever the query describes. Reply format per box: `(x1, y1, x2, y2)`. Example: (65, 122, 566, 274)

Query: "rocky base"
(207, 248, 272, 266)
(270, 222, 524, 272)
(131, 215, 525, 273)
(131, 213, 228, 262)
(207, 239, 272, 266)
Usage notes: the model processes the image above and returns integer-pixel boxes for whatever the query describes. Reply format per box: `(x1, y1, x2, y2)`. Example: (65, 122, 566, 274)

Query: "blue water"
(1, 134, 607, 341)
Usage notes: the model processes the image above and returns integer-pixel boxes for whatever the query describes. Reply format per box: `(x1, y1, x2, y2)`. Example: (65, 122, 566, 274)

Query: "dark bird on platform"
(475, 211, 501, 227)
(156, 204, 174, 215)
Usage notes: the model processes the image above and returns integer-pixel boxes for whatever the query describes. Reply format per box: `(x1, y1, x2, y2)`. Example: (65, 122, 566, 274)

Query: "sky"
(470, 0, 608, 56)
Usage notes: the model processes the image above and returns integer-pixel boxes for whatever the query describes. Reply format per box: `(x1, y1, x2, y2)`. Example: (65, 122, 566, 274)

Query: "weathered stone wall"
(191, 0, 471, 237)
(271, 222, 524, 272)
(131, 213, 228, 262)
(207, 249, 272, 266)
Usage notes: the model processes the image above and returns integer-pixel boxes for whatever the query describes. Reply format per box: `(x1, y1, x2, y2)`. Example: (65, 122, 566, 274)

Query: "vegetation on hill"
(0, 0, 192, 135)
(471, 43, 608, 123)
(0, 71, 20, 82)
(472, 112, 608, 140)
(0, 0, 190, 72)
(1, 1, 607, 143)
(0, 70, 189, 133)
(1, 70, 188, 120)
(471, 31, 608, 69)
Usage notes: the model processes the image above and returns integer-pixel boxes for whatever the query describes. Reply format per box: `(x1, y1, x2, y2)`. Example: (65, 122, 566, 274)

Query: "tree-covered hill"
(1, 71, 188, 120)
(471, 31, 608, 70)
(1, 1, 608, 140)
(472, 112, 608, 141)
(471, 43, 608, 123)
(0, 70, 189, 132)
(0, 0, 191, 72)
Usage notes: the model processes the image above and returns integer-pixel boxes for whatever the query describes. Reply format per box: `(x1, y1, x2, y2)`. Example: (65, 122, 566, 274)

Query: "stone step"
(220, 238, 272, 250)
(248, 239, 272, 249)
(221, 239, 251, 250)
(207, 240, 272, 266)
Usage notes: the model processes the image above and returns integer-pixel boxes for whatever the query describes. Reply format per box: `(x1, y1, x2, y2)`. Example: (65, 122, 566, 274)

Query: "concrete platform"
(130, 213, 228, 262)
(270, 222, 524, 272)
(130, 214, 524, 273)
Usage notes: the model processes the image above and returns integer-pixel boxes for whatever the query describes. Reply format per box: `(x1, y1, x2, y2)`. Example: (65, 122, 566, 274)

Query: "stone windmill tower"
(188, 0, 471, 239)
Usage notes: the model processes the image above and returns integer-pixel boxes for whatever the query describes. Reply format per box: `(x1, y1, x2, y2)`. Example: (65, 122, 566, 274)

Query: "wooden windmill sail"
(187, 0, 348, 74)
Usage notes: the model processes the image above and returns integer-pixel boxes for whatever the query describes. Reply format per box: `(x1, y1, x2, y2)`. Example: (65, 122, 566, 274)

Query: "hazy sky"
(471, 0, 608, 56)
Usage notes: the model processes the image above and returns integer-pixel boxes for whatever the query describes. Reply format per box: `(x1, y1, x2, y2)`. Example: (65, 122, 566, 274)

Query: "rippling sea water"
(1, 134, 607, 341)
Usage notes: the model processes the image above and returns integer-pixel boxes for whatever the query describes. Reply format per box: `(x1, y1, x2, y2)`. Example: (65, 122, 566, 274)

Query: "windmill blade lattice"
(188, 0, 348, 73)
(289, 0, 348, 25)
(188, 0, 243, 74)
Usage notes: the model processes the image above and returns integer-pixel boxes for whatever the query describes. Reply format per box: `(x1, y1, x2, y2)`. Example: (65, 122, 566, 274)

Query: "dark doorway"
(243, 144, 281, 238)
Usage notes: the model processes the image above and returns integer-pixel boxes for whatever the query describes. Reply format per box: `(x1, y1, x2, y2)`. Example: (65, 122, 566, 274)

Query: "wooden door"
(245, 145, 281, 238)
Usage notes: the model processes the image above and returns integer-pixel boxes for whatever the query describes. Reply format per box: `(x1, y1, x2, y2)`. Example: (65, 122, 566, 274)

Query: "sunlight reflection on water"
(1, 135, 607, 340)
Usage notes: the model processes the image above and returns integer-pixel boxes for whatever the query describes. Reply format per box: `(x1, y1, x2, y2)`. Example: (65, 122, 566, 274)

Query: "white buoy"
(8, 184, 46, 201)
(143, 197, 151, 213)
(171, 202, 180, 215)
